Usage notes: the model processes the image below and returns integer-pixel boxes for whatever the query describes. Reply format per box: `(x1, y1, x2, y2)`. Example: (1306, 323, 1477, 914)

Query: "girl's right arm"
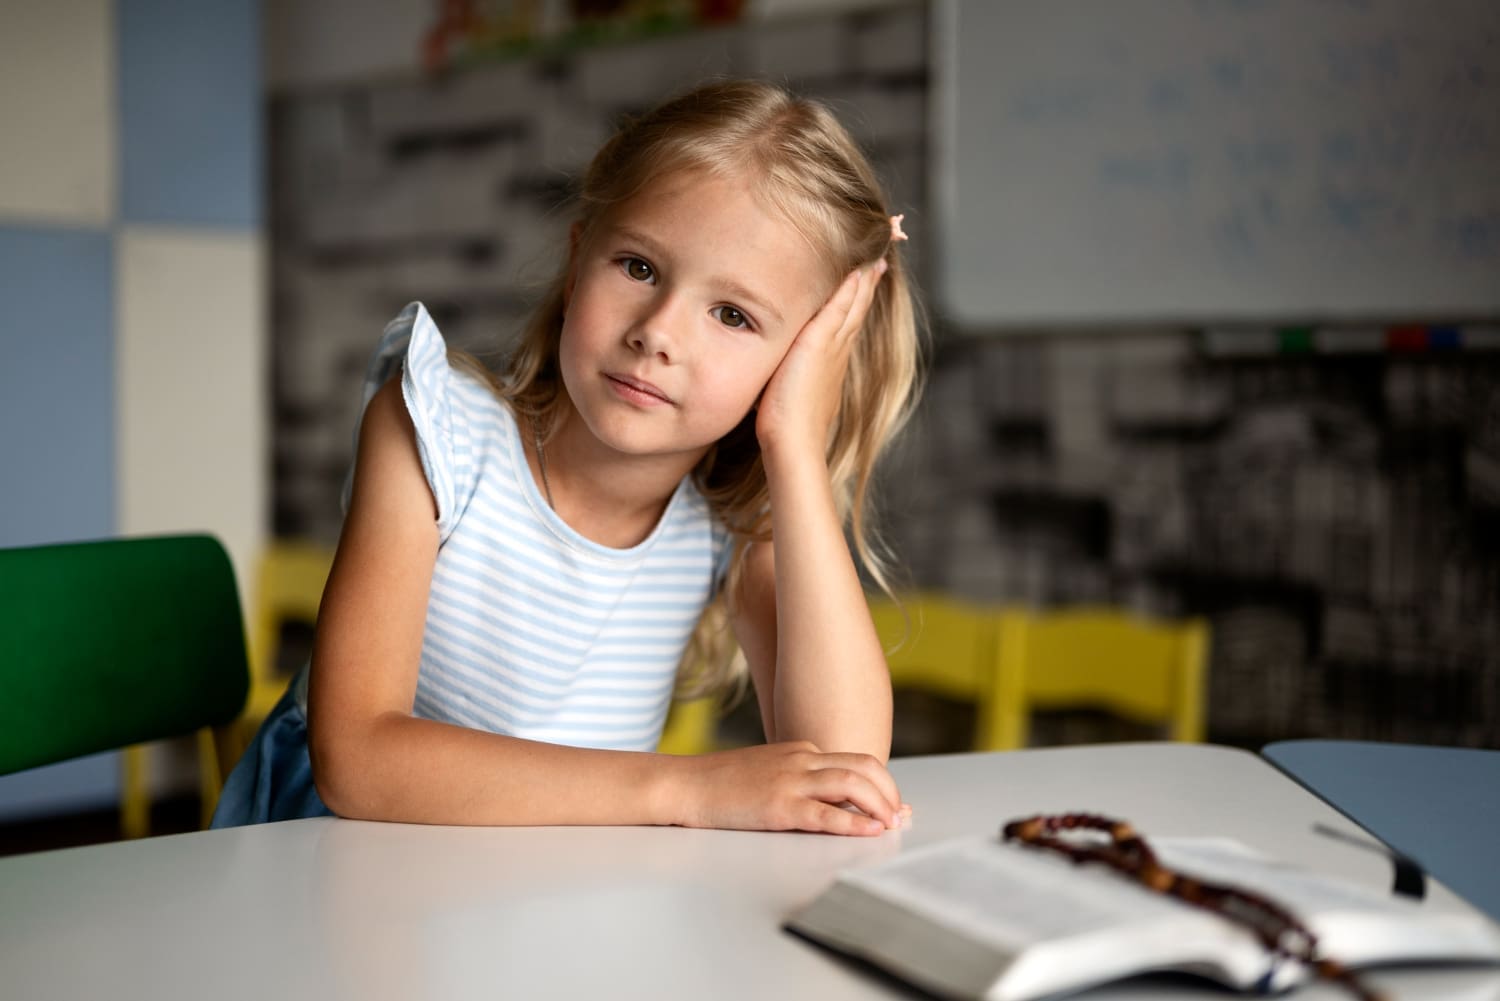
(306, 377, 902, 835)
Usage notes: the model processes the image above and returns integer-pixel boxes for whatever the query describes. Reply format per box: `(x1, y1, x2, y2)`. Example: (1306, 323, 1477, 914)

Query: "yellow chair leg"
(981, 610, 1028, 751)
(120, 745, 150, 839)
(1173, 619, 1210, 743)
(196, 727, 223, 828)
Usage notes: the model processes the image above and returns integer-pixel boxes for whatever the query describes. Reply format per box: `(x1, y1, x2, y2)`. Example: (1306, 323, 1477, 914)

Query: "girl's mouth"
(606, 373, 674, 406)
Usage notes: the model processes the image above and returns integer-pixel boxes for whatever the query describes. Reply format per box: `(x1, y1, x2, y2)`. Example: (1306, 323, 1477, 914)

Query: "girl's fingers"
(815, 751, 902, 814)
(849, 261, 887, 319)
(803, 801, 887, 837)
(804, 767, 901, 829)
(801, 268, 862, 347)
(828, 261, 886, 346)
(809, 262, 881, 344)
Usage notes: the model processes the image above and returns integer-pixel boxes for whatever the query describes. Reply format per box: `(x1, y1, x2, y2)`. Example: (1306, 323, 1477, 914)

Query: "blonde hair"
(468, 79, 923, 704)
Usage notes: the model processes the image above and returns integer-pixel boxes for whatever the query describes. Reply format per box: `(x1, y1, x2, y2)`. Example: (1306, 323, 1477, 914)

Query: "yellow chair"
(240, 540, 336, 749)
(991, 607, 1209, 750)
(656, 697, 718, 755)
(870, 593, 1002, 751)
(120, 730, 228, 837)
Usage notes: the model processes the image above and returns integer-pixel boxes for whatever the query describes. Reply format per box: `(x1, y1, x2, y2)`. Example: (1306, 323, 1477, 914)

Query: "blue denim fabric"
(211, 680, 333, 828)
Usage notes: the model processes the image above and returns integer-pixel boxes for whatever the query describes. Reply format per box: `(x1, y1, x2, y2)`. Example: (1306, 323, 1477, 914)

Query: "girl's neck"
(528, 407, 704, 550)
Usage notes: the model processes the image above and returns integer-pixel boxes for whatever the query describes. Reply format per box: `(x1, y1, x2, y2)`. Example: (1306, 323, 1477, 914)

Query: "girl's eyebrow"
(614, 226, 785, 327)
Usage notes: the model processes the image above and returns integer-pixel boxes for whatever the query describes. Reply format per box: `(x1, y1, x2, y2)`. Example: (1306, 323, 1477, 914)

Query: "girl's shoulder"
(364, 302, 510, 424)
(343, 303, 519, 532)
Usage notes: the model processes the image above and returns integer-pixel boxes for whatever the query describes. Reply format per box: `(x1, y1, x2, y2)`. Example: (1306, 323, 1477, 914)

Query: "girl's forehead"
(597, 170, 840, 287)
(611, 169, 775, 226)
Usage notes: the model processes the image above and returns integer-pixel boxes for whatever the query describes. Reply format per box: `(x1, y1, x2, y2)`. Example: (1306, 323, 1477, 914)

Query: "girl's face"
(558, 169, 831, 467)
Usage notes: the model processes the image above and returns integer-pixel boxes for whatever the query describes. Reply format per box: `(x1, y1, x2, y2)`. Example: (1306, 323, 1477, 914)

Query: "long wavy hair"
(462, 79, 923, 704)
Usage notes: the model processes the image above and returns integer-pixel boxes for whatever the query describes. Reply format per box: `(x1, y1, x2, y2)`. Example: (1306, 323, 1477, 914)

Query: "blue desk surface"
(1263, 740, 1500, 922)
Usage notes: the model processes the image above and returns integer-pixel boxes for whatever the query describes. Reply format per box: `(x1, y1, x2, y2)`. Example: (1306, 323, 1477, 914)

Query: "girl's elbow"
(308, 726, 371, 818)
(839, 717, 894, 764)
(779, 720, 891, 763)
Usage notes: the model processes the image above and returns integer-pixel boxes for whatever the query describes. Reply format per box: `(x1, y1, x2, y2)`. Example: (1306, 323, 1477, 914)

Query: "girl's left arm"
(732, 263, 893, 761)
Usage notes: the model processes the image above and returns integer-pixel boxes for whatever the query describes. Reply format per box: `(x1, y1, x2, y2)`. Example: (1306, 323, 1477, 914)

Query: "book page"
(824, 837, 1269, 1000)
(843, 838, 1203, 949)
(1154, 838, 1500, 967)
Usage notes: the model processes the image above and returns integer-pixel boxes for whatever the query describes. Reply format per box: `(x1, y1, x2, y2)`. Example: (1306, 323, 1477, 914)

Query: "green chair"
(0, 534, 251, 836)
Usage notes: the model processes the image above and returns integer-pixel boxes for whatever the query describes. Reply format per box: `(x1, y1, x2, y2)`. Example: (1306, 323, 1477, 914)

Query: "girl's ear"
(563, 222, 584, 310)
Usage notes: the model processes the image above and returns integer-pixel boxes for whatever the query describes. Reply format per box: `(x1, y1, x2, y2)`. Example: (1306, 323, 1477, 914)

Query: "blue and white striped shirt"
(303, 302, 731, 751)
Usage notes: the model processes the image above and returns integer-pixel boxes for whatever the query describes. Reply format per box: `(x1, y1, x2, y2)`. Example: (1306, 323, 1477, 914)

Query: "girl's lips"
(606, 373, 674, 405)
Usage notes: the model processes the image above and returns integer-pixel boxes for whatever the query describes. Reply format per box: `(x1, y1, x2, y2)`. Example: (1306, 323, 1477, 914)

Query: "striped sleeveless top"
(301, 303, 731, 752)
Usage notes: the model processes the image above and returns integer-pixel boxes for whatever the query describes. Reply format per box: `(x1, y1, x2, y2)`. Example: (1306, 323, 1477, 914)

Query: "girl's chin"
(577, 421, 713, 465)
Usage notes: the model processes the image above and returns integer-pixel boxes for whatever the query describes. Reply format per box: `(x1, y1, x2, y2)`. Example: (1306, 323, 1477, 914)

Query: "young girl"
(214, 79, 922, 837)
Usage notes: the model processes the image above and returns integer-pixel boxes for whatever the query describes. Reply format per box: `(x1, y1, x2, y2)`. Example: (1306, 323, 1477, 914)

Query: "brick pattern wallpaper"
(896, 338, 1500, 747)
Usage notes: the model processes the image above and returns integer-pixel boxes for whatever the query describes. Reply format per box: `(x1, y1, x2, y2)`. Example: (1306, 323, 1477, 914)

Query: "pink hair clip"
(889, 214, 909, 243)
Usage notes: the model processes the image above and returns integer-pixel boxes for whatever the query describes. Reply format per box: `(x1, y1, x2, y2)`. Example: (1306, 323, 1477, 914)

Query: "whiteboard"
(934, 0, 1500, 327)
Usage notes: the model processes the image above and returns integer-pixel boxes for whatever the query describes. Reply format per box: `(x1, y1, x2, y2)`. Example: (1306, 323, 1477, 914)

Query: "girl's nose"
(627, 297, 680, 361)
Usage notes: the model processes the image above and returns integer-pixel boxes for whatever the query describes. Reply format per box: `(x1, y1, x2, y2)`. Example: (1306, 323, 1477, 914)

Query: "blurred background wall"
(2, 0, 1496, 830)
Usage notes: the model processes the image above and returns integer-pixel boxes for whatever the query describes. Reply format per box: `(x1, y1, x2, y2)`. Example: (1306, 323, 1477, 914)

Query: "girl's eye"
(712, 305, 749, 330)
(622, 257, 654, 283)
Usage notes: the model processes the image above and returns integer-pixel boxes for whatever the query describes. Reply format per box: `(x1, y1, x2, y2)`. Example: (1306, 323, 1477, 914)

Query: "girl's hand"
(755, 260, 887, 461)
(668, 741, 909, 836)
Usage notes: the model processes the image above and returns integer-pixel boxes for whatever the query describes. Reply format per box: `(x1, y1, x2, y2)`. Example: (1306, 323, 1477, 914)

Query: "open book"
(786, 835, 1500, 1001)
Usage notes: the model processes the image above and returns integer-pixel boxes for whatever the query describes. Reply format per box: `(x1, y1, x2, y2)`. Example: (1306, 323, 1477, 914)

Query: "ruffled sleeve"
(342, 302, 476, 542)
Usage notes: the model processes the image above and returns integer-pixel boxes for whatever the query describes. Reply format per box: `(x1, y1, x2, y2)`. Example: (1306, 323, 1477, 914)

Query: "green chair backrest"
(0, 534, 250, 775)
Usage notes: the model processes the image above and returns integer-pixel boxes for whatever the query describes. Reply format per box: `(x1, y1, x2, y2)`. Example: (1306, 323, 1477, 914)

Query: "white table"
(4, 744, 1497, 1001)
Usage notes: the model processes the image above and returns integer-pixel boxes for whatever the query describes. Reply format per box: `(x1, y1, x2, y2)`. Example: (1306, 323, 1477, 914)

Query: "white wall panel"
(0, 0, 115, 225)
(116, 227, 267, 600)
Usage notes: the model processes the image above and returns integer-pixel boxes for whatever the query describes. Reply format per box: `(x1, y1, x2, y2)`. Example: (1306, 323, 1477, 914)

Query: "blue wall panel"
(0, 754, 120, 824)
(0, 227, 115, 550)
(119, 0, 262, 227)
